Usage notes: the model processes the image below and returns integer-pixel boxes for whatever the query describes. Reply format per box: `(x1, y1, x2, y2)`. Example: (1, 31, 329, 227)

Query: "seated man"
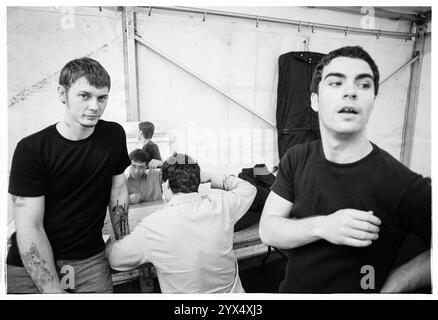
(138, 121, 162, 169)
(126, 149, 163, 204)
(107, 153, 257, 293)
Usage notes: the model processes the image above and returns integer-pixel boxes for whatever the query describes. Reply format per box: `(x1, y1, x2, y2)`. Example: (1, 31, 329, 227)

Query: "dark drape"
(234, 164, 275, 232)
(276, 51, 325, 159)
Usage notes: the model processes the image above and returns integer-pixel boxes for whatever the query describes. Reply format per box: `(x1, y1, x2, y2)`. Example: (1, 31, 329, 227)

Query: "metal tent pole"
(139, 6, 418, 40)
(134, 34, 276, 128)
(400, 24, 427, 166)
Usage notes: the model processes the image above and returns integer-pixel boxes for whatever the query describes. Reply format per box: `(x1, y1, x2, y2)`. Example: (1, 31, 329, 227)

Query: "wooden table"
(102, 199, 167, 239)
(103, 199, 267, 259)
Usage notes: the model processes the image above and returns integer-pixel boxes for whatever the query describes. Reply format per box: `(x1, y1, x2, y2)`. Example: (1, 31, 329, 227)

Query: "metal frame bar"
(134, 34, 276, 128)
(400, 24, 426, 166)
(317, 6, 430, 22)
(380, 55, 419, 87)
(122, 7, 139, 121)
(139, 6, 419, 40)
(124, 6, 428, 134)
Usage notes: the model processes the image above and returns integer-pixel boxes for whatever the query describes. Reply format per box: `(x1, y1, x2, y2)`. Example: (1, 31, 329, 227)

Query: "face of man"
(129, 161, 147, 179)
(59, 77, 109, 128)
(311, 57, 376, 137)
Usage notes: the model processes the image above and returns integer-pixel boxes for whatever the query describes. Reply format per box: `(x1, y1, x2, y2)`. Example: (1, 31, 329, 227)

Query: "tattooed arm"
(108, 173, 130, 240)
(12, 194, 66, 293)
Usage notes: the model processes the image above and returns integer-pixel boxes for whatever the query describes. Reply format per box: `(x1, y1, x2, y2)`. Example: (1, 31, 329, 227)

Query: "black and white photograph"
(2, 2, 434, 302)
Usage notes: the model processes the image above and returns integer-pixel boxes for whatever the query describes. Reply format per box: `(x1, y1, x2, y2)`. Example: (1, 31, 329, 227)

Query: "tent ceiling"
(105, 6, 431, 23)
(316, 6, 431, 22)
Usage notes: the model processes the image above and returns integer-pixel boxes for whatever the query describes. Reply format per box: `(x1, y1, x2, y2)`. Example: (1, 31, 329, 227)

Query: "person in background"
(107, 153, 256, 293)
(138, 121, 162, 169)
(126, 149, 163, 204)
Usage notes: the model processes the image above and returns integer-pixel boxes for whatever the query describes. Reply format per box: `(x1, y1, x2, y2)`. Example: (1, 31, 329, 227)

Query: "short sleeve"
(211, 174, 257, 223)
(113, 124, 131, 175)
(394, 175, 431, 246)
(148, 169, 163, 188)
(143, 142, 162, 161)
(270, 149, 295, 203)
(152, 143, 162, 161)
(155, 169, 163, 184)
(8, 140, 46, 197)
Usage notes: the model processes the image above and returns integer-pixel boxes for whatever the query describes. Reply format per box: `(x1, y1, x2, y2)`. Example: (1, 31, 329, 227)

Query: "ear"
(310, 92, 319, 112)
(162, 180, 170, 192)
(370, 96, 376, 112)
(58, 86, 67, 105)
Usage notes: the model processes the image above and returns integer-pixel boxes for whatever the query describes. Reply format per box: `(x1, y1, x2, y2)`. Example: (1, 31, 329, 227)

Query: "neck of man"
(165, 191, 184, 202)
(141, 137, 151, 144)
(57, 116, 95, 141)
(320, 128, 372, 164)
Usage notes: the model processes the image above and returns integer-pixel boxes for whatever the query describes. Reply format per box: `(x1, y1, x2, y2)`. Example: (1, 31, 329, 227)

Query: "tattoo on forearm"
(20, 243, 55, 292)
(112, 200, 129, 240)
(12, 196, 26, 208)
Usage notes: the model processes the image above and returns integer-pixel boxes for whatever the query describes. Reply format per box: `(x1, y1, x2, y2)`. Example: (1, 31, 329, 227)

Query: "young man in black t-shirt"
(259, 46, 431, 293)
(7, 58, 131, 293)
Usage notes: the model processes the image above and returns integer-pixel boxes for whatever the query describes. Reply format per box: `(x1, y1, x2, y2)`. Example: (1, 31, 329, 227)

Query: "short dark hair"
(161, 153, 200, 193)
(310, 46, 380, 96)
(129, 149, 150, 164)
(59, 57, 111, 93)
(139, 121, 155, 139)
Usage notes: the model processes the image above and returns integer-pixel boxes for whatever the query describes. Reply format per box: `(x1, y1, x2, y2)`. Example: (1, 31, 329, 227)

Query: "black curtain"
(276, 51, 325, 160)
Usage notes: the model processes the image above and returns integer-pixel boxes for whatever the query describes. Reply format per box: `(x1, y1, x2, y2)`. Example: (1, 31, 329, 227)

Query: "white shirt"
(107, 174, 256, 293)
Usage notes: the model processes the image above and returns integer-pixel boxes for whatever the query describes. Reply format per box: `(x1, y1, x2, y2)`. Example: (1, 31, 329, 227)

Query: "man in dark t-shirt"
(259, 46, 431, 293)
(7, 58, 131, 293)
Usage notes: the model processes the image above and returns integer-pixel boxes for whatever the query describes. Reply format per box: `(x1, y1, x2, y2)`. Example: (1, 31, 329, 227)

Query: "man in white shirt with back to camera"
(107, 152, 256, 293)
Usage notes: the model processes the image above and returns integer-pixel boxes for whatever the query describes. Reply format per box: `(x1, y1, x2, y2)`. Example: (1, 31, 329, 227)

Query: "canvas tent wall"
(7, 6, 431, 178)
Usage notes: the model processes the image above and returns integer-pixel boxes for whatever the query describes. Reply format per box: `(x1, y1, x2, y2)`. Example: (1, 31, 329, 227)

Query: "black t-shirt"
(7, 120, 131, 266)
(271, 141, 431, 293)
(142, 141, 162, 161)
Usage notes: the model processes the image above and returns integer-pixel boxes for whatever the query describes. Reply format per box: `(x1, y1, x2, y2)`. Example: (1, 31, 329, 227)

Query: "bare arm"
(259, 192, 322, 249)
(259, 192, 381, 249)
(380, 250, 431, 293)
(13, 195, 65, 293)
(108, 173, 130, 240)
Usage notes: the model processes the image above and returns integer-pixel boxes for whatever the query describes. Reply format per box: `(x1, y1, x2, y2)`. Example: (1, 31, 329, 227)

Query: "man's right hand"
(129, 194, 141, 204)
(317, 209, 381, 247)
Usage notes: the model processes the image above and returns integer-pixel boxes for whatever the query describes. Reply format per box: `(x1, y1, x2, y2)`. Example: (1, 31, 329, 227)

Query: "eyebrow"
(77, 91, 108, 97)
(324, 72, 373, 81)
(355, 74, 374, 81)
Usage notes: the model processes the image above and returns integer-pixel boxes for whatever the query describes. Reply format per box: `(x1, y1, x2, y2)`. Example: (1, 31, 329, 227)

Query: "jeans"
(7, 250, 113, 294)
